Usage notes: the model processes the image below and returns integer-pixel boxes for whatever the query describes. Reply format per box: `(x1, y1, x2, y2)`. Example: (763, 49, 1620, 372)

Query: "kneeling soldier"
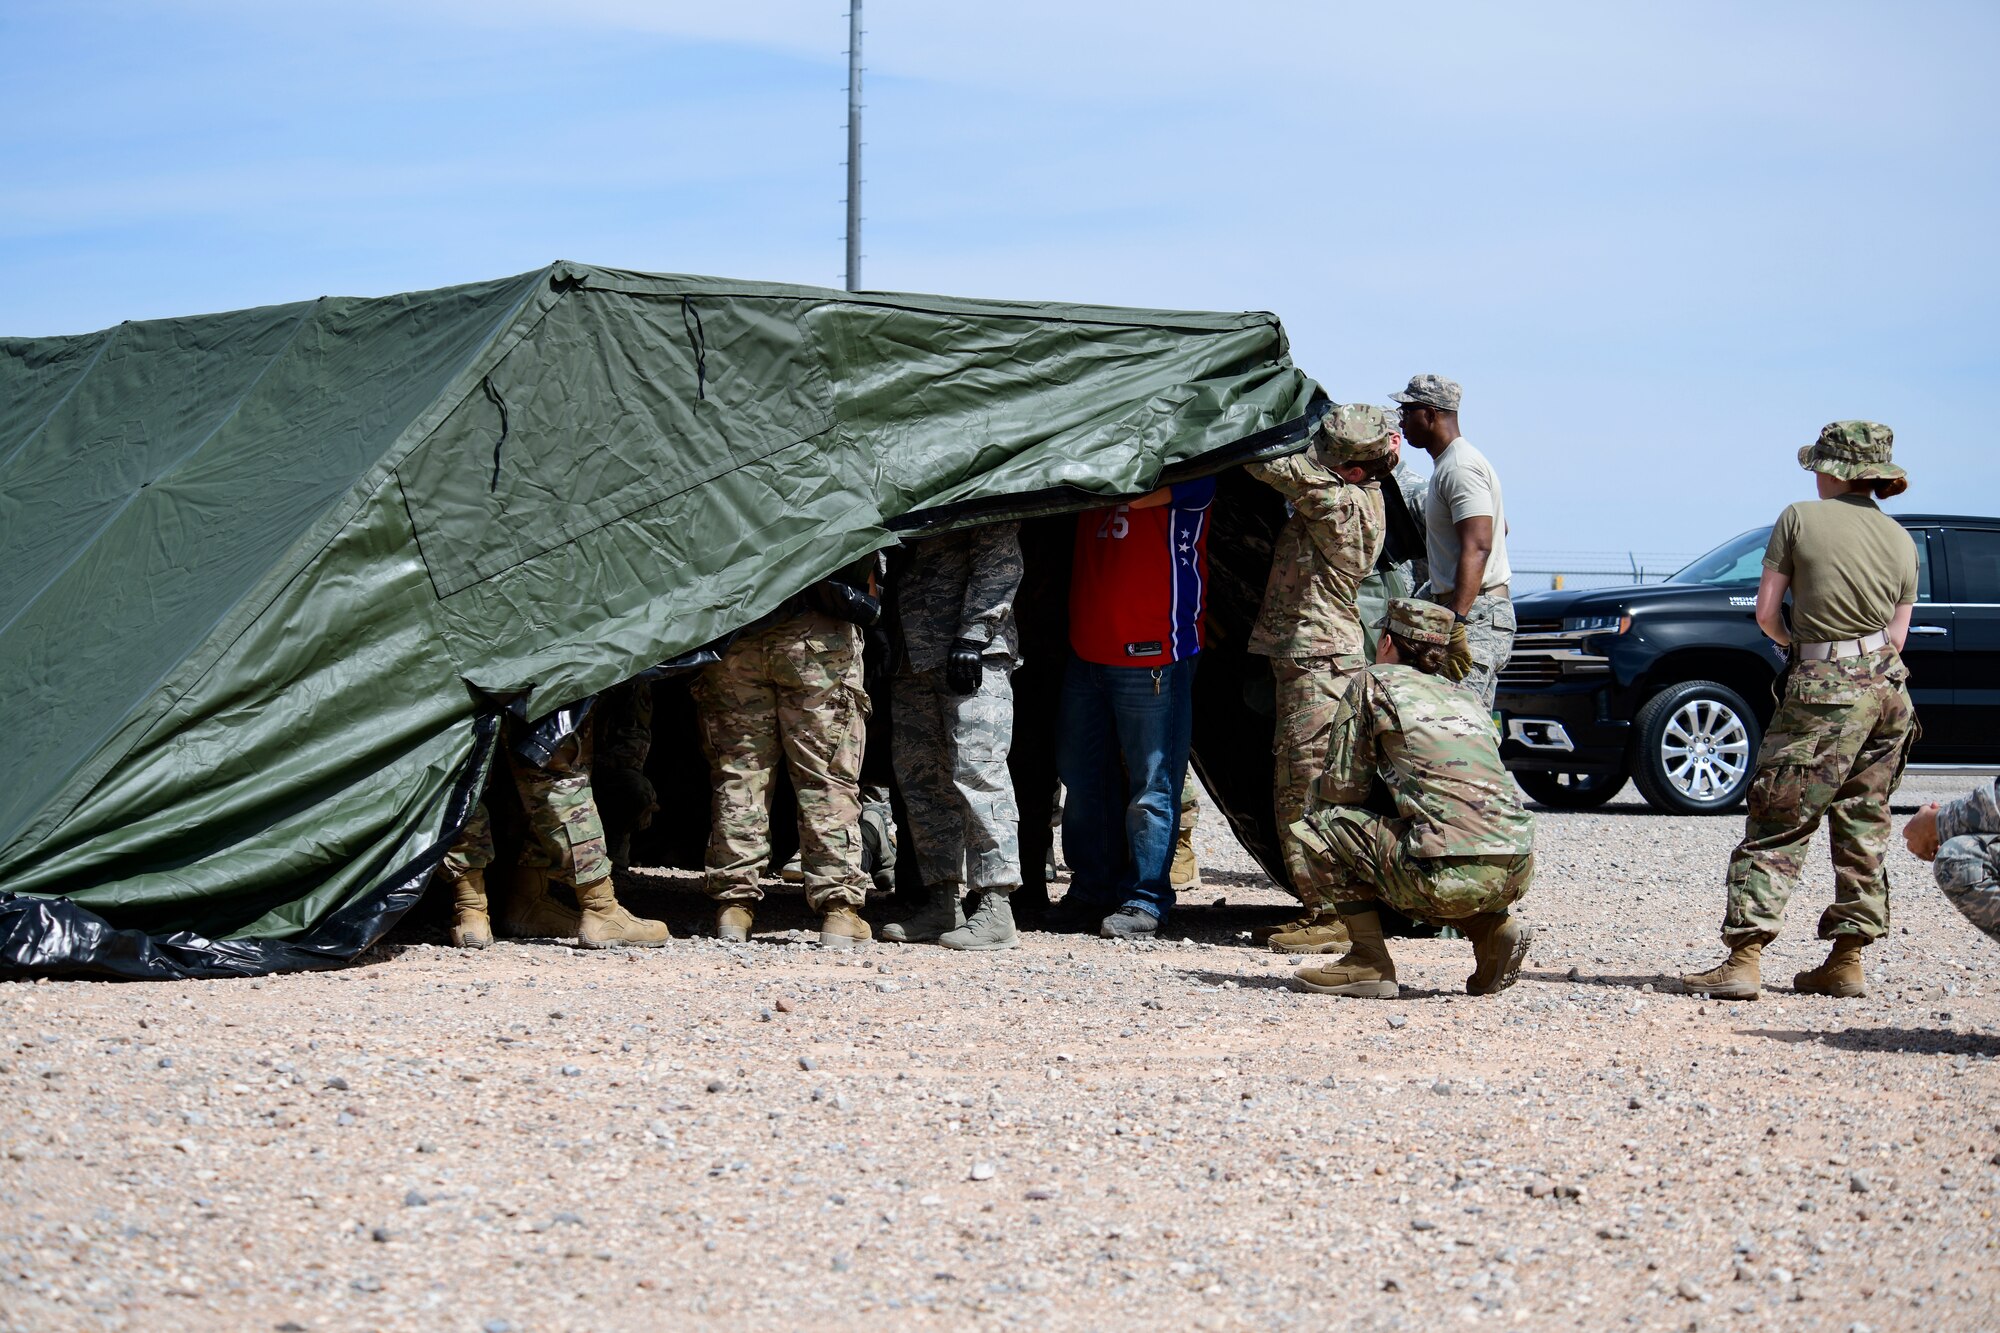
(1289, 598, 1536, 998)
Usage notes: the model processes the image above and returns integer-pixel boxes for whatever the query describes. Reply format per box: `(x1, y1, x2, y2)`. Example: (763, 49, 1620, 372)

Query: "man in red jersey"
(1053, 475, 1216, 938)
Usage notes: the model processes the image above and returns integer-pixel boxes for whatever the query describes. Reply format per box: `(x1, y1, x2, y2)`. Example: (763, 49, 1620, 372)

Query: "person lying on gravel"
(1903, 780, 2000, 945)
(1286, 598, 1536, 999)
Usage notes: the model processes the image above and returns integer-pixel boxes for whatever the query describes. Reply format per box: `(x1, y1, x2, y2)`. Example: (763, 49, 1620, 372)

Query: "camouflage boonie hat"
(1384, 597, 1453, 647)
(1799, 420, 1906, 496)
(1317, 402, 1397, 464)
(1389, 373, 1461, 412)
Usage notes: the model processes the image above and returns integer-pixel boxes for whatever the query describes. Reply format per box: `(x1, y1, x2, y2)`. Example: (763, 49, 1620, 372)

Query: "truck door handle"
(1907, 625, 1948, 636)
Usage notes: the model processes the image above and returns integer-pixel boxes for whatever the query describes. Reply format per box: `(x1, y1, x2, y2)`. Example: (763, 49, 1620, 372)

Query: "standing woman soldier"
(1683, 422, 1919, 1001)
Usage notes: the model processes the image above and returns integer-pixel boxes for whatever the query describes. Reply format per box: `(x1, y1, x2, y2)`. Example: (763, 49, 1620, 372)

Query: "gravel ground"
(2, 775, 1996, 1331)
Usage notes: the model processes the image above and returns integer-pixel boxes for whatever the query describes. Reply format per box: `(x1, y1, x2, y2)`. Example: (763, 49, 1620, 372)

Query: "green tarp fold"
(0, 263, 1319, 976)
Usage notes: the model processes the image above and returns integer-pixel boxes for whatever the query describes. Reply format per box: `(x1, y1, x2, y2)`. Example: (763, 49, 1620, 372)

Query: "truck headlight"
(1561, 614, 1630, 634)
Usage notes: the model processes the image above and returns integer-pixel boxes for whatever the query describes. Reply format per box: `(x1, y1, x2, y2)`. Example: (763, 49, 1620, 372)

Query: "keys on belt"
(1796, 630, 1889, 661)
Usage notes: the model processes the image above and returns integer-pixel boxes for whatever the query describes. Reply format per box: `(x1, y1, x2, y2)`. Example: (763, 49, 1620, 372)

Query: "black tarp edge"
(0, 715, 502, 981)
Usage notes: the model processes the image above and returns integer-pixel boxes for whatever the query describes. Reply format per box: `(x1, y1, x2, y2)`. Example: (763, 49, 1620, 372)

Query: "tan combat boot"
(1291, 907, 1398, 998)
(715, 903, 755, 943)
(573, 876, 670, 948)
(1169, 824, 1201, 891)
(1253, 909, 1316, 945)
(881, 883, 964, 943)
(1461, 911, 1533, 996)
(820, 905, 872, 949)
(1267, 909, 1351, 955)
(499, 867, 582, 939)
(446, 869, 493, 949)
(1680, 938, 1763, 1000)
(1793, 936, 1866, 998)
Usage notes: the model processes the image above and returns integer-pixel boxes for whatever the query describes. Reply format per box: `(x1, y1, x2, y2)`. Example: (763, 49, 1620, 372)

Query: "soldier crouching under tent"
(1289, 598, 1536, 999)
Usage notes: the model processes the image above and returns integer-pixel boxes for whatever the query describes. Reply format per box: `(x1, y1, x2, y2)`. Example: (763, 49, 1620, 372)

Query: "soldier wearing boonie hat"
(1682, 421, 1919, 1003)
(1392, 374, 1516, 709)
(1285, 597, 1537, 1001)
(1243, 403, 1400, 956)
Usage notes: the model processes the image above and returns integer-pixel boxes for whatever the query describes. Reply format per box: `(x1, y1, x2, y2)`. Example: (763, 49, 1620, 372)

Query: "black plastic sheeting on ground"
(0, 716, 501, 981)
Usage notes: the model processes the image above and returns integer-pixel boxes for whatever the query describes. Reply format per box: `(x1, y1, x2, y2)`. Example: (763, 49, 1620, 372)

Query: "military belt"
(1796, 630, 1889, 661)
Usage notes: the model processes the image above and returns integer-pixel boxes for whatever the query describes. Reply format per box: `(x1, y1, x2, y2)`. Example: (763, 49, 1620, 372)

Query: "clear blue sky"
(5, 1, 1995, 554)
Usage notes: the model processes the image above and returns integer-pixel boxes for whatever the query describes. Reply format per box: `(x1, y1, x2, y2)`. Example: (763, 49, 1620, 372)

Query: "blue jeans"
(1056, 653, 1198, 923)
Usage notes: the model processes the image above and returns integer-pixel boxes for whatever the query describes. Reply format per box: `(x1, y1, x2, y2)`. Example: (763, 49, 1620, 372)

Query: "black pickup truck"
(1496, 514, 2000, 814)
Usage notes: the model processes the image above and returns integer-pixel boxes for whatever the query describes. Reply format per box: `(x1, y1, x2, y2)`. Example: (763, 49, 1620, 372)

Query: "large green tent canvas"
(0, 263, 1322, 978)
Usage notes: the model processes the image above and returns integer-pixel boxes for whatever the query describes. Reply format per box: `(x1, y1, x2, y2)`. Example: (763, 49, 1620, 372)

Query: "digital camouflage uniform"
(1300, 650, 1536, 923)
(1431, 591, 1515, 711)
(440, 726, 611, 887)
(592, 679, 656, 867)
(691, 607, 871, 912)
(891, 523, 1025, 891)
(1246, 402, 1391, 904)
(1723, 647, 1916, 944)
(1933, 780, 2000, 944)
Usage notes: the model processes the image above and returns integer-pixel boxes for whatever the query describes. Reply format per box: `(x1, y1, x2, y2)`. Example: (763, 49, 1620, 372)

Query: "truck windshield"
(1667, 526, 1773, 585)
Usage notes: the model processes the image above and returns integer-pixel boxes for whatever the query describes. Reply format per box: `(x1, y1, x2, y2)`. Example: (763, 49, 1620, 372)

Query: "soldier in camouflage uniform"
(882, 522, 1025, 951)
(1905, 783, 2000, 945)
(1289, 598, 1536, 999)
(692, 569, 878, 948)
(1171, 785, 1201, 890)
(1245, 402, 1397, 955)
(1684, 423, 1918, 1000)
(592, 679, 657, 869)
(436, 714, 670, 949)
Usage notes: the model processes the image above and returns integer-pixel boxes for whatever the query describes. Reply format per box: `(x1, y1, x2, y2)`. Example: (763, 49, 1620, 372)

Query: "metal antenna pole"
(844, 2, 863, 291)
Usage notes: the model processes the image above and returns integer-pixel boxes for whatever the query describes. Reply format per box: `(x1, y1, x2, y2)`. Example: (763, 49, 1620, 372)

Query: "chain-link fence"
(1508, 550, 1700, 592)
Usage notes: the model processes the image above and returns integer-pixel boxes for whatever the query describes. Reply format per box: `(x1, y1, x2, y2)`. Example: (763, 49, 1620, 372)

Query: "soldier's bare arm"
(1754, 568, 1791, 647)
(1886, 602, 1914, 652)
(1448, 515, 1494, 617)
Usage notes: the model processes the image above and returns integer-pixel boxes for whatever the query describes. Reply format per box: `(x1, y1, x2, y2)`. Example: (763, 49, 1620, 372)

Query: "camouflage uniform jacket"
(1315, 664, 1536, 859)
(895, 522, 1024, 672)
(1246, 450, 1386, 659)
(1935, 779, 2000, 942)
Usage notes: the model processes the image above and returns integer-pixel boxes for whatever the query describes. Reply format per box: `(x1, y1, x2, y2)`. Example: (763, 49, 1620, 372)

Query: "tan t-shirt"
(1763, 495, 1918, 643)
(1424, 437, 1511, 595)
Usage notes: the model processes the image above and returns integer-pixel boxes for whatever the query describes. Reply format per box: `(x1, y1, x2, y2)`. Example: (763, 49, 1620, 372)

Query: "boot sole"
(819, 933, 870, 949)
(1793, 979, 1865, 997)
(1268, 937, 1348, 955)
(1289, 976, 1399, 998)
(578, 935, 670, 949)
(1680, 979, 1759, 1000)
(1467, 924, 1535, 996)
(938, 935, 1018, 951)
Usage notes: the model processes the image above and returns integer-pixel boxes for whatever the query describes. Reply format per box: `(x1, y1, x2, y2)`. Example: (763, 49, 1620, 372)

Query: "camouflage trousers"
(1269, 653, 1363, 906)
(1935, 835, 2000, 944)
(439, 727, 610, 887)
(891, 658, 1022, 891)
(691, 610, 870, 911)
(1299, 805, 1532, 922)
(593, 679, 657, 867)
(1427, 589, 1515, 709)
(1723, 647, 1915, 945)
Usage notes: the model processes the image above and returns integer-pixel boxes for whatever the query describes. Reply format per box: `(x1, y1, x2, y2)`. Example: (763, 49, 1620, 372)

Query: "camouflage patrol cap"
(1384, 597, 1454, 647)
(1799, 421, 1907, 497)
(1389, 373, 1461, 412)
(1317, 402, 1397, 464)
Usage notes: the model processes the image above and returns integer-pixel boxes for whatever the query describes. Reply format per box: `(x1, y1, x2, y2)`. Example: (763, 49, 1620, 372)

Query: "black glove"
(808, 578, 882, 627)
(945, 638, 984, 695)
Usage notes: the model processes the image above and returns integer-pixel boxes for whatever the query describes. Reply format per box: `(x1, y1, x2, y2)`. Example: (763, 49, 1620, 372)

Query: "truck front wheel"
(1630, 680, 1761, 815)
